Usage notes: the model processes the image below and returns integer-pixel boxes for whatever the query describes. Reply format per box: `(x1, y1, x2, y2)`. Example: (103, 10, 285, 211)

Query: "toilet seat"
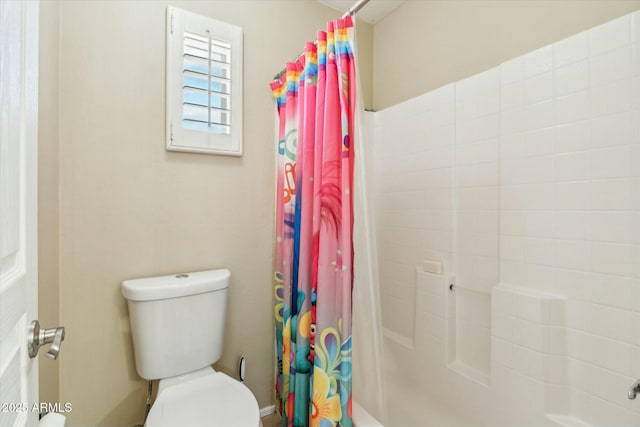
(145, 369, 260, 427)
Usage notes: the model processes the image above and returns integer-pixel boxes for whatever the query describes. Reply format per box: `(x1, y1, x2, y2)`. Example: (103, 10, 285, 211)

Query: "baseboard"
(259, 405, 276, 417)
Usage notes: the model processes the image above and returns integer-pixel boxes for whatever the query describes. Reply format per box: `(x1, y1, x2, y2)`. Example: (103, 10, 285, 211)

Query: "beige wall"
(38, 0, 60, 407)
(37, 1, 372, 426)
(373, 0, 640, 110)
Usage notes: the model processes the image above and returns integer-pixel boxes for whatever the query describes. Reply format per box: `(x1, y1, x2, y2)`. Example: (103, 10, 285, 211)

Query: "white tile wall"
(372, 10, 640, 426)
(373, 85, 455, 341)
(448, 69, 501, 379)
(496, 11, 640, 423)
(454, 68, 500, 295)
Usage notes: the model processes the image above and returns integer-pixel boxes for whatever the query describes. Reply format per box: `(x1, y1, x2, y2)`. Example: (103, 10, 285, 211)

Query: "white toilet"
(122, 269, 260, 427)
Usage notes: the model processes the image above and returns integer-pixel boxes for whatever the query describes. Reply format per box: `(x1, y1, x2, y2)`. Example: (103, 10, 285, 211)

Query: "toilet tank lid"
(122, 269, 230, 301)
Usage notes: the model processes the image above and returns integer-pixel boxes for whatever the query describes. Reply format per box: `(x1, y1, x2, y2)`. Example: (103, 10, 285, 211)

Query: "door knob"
(629, 379, 640, 399)
(28, 320, 65, 359)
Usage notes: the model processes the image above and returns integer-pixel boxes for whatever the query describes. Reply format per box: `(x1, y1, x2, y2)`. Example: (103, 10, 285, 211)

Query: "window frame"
(166, 6, 243, 156)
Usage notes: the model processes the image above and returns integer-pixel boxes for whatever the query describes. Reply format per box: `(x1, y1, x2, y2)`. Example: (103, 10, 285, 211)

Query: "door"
(0, 1, 40, 427)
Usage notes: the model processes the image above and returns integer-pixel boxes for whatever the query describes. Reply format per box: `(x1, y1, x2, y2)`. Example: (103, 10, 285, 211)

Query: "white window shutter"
(166, 7, 243, 156)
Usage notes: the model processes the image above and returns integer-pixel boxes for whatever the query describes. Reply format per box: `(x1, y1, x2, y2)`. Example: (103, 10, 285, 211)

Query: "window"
(166, 7, 243, 156)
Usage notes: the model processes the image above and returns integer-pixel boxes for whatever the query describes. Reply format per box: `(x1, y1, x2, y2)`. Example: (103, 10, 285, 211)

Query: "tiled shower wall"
(373, 86, 455, 340)
(372, 11, 640, 426)
(497, 12, 640, 422)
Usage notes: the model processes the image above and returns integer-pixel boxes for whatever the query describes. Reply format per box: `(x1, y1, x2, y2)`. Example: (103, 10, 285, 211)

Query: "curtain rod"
(271, 0, 371, 81)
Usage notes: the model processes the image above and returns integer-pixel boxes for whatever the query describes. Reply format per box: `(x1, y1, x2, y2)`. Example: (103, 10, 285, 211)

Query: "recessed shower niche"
(446, 285, 492, 385)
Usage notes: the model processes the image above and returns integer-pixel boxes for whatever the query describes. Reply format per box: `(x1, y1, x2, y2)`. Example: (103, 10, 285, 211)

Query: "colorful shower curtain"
(270, 16, 356, 427)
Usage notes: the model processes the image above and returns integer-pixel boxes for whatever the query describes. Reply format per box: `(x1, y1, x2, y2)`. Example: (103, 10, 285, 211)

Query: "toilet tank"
(122, 269, 230, 380)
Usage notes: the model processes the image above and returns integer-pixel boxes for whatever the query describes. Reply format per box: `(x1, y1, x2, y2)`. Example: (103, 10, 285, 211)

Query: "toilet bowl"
(39, 412, 66, 427)
(145, 367, 259, 427)
(122, 269, 260, 427)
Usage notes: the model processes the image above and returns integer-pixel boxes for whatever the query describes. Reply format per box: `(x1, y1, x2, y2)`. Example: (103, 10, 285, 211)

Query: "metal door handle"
(629, 379, 640, 399)
(28, 320, 65, 359)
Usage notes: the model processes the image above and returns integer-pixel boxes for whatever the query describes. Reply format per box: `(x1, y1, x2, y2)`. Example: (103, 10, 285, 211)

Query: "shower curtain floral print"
(270, 16, 356, 427)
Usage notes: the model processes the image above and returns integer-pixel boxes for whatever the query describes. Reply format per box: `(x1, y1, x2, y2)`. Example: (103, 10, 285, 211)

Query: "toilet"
(122, 269, 260, 427)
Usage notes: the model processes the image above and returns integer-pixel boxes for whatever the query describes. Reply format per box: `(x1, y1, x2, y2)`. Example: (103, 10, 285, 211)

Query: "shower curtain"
(270, 16, 356, 427)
